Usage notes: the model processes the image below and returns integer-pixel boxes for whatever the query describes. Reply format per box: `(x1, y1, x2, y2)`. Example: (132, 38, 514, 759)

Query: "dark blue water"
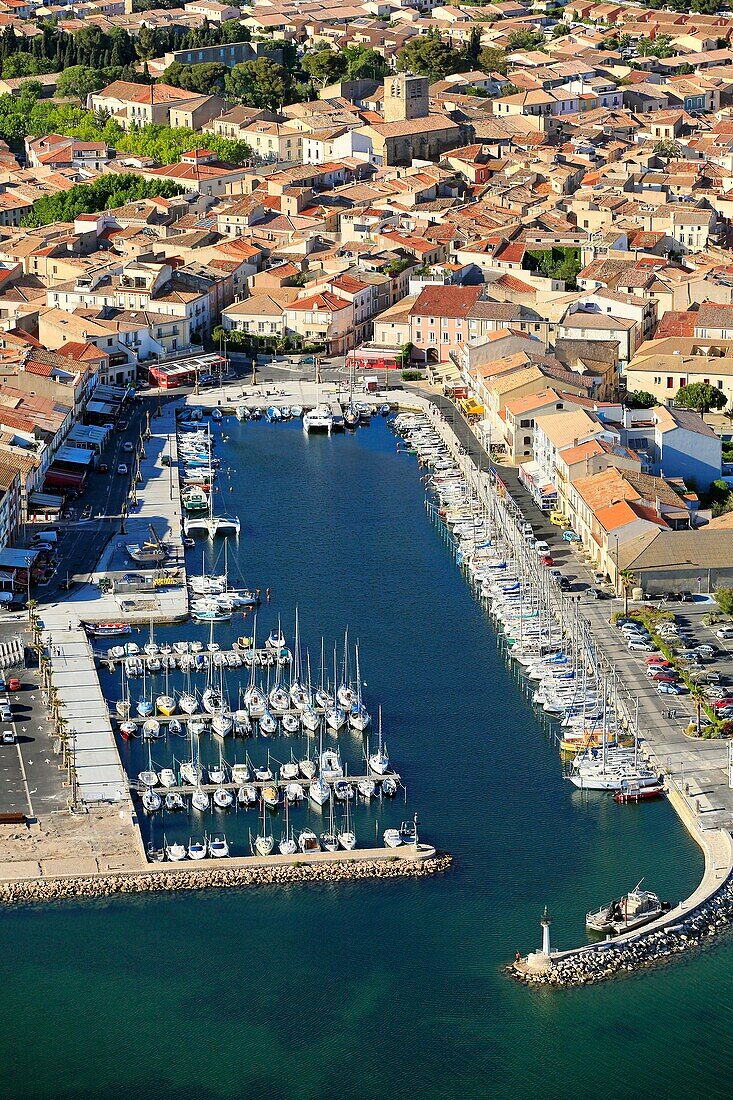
(0, 417, 723, 1100)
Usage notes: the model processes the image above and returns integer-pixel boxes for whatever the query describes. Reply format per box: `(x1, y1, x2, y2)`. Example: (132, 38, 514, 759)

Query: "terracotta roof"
(409, 285, 483, 319)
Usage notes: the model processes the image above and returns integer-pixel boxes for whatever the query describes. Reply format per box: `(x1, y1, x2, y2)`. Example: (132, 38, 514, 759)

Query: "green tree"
(654, 137, 681, 159)
(675, 382, 727, 414)
(219, 19, 251, 43)
(225, 58, 288, 110)
(626, 389, 658, 409)
(56, 66, 106, 100)
(162, 61, 228, 96)
(716, 587, 733, 616)
(478, 46, 507, 75)
(506, 29, 544, 51)
(21, 174, 184, 227)
(397, 29, 469, 82)
(343, 45, 388, 82)
(301, 44, 347, 89)
(636, 34, 675, 58)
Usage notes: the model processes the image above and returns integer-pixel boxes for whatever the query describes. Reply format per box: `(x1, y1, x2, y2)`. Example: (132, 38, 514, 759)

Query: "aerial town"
(2, 2, 733, 1091)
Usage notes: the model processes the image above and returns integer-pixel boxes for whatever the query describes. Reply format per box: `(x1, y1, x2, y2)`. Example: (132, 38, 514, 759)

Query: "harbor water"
(1, 415, 729, 1100)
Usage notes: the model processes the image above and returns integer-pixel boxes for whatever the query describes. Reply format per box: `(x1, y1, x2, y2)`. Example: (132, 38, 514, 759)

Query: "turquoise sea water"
(1, 417, 728, 1100)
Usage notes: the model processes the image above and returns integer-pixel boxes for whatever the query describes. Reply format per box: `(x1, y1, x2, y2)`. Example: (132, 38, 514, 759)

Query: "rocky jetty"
(513, 867, 733, 987)
(0, 853, 453, 907)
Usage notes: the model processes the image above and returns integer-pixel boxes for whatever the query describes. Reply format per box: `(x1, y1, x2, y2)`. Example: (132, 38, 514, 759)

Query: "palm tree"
(620, 569, 636, 616)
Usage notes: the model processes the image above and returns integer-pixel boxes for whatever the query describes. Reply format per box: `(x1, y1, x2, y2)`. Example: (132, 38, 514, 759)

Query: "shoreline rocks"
(0, 853, 453, 907)
(512, 864, 733, 987)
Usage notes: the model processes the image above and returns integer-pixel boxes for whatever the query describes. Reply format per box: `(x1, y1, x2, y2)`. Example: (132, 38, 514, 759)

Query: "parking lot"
(0, 623, 67, 819)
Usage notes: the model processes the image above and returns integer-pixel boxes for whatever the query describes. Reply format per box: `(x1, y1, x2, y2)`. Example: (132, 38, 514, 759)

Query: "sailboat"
(320, 790, 339, 851)
(156, 658, 175, 716)
(138, 742, 159, 788)
(278, 795, 298, 855)
(180, 720, 203, 788)
(315, 637, 332, 711)
(298, 827, 320, 853)
(325, 643, 346, 732)
(337, 629, 356, 709)
(309, 723, 330, 805)
(337, 788, 356, 850)
(289, 608, 309, 711)
(301, 653, 320, 732)
(244, 614, 267, 718)
(142, 786, 162, 813)
(368, 707, 390, 774)
(348, 642, 371, 731)
(252, 797, 274, 856)
(136, 660, 153, 718)
(115, 662, 130, 719)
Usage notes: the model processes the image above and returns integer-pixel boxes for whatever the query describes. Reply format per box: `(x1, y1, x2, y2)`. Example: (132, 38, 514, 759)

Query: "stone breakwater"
(0, 853, 453, 907)
(513, 867, 733, 987)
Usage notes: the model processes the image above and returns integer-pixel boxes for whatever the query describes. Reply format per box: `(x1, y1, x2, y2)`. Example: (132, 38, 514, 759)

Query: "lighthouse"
(541, 905, 552, 957)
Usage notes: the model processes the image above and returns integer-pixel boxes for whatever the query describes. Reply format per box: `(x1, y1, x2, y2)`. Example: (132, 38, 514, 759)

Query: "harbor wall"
(0, 849, 452, 907)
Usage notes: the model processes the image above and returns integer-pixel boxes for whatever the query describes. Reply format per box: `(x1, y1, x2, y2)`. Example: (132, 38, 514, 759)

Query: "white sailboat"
(320, 790, 339, 851)
(368, 707, 390, 774)
(348, 642, 371, 731)
(138, 742, 159, 788)
(337, 788, 356, 850)
(253, 797, 274, 856)
(325, 643, 346, 732)
(278, 796, 298, 856)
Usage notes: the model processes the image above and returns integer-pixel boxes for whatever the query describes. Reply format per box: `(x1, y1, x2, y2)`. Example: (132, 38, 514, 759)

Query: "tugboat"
(585, 880, 670, 935)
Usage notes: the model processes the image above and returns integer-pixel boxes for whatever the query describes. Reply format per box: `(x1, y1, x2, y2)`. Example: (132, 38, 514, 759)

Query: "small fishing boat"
(586, 881, 669, 935)
(166, 840, 187, 861)
(383, 828, 402, 848)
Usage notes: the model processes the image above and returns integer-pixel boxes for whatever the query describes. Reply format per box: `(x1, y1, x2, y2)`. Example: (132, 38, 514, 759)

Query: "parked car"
(562, 530, 580, 542)
(680, 591, 695, 602)
(695, 644, 716, 657)
(122, 441, 134, 453)
(627, 639, 654, 652)
(549, 511, 565, 526)
(534, 540, 550, 555)
(117, 419, 129, 430)
(540, 554, 554, 567)
(97, 462, 109, 474)
(647, 663, 673, 675)
(558, 577, 571, 591)
(8, 678, 20, 692)
(657, 682, 682, 695)
(1, 729, 15, 744)
(650, 671, 678, 683)
(716, 626, 733, 639)
(117, 463, 128, 476)
(587, 587, 607, 599)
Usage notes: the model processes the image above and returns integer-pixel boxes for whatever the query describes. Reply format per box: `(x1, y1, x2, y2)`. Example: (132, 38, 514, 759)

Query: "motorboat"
(358, 778, 376, 799)
(142, 719, 161, 740)
(262, 785, 279, 809)
(298, 829, 320, 853)
(238, 785, 257, 806)
(383, 828, 402, 848)
(208, 762, 225, 785)
(87, 623, 132, 638)
(213, 787, 234, 809)
(381, 776, 398, 797)
(231, 762, 250, 784)
(319, 749, 343, 780)
(333, 779, 353, 801)
(164, 791, 185, 812)
(188, 838, 207, 860)
(166, 841, 186, 861)
(285, 782, 305, 803)
(142, 788, 161, 813)
(303, 405, 333, 434)
(119, 721, 136, 740)
(586, 881, 669, 935)
(159, 768, 176, 788)
(209, 835, 229, 857)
